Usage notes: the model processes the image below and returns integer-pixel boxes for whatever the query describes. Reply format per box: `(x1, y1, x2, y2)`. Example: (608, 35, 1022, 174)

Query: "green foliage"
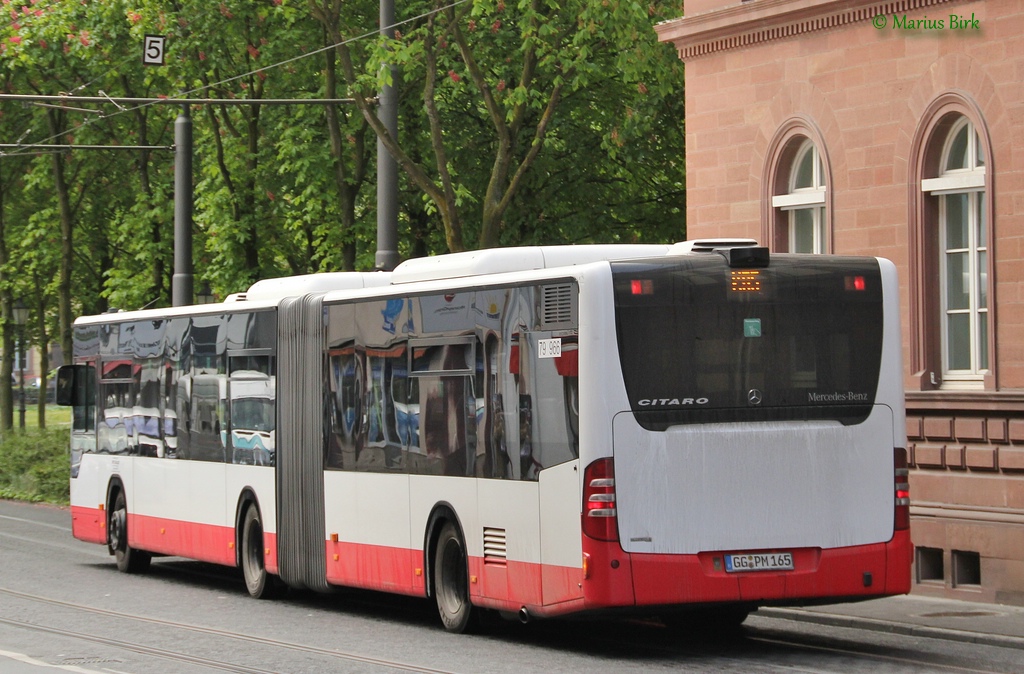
(0, 428, 70, 505)
(1, 0, 687, 332)
(346, 0, 686, 250)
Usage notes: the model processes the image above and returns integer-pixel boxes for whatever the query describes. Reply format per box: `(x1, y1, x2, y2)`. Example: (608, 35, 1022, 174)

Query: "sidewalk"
(758, 595, 1024, 650)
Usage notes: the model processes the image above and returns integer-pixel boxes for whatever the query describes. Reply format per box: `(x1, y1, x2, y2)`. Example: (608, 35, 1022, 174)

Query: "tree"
(313, 0, 686, 252)
(0, 0, 688, 406)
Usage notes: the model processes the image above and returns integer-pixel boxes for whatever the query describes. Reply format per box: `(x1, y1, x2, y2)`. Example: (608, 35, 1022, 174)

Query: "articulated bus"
(57, 241, 911, 632)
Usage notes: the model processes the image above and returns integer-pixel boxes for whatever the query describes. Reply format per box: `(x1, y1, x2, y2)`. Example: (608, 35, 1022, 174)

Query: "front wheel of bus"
(241, 503, 278, 599)
(109, 491, 150, 574)
(434, 521, 475, 633)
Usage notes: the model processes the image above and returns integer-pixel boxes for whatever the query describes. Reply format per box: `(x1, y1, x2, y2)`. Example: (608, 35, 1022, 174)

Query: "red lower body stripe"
(70, 507, 279, 573)
(582, 529, 913, 608)
(71, 505, 107, 545)
(71, 506, 910, 616)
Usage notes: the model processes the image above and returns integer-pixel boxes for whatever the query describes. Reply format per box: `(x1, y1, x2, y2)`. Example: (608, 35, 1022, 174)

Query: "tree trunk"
(47, 110, 75, 369)
(323, 42, 366, 271)
(34, 279, 49, 429)
(0, 161, 12, 432)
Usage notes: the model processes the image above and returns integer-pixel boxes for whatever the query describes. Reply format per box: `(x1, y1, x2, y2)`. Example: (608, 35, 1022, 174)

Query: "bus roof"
(389, 245, 674, 284)
(77, 241, 766, 324)
(244, 271, 392, 301)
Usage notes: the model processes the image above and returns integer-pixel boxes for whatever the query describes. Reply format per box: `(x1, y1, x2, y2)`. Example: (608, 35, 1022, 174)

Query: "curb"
(757, 607, 1024, 651)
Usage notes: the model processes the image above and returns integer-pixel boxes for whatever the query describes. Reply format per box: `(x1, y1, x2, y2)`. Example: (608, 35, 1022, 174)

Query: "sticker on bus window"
(538, 338, 562, 358)
(743, 318, 762, 337)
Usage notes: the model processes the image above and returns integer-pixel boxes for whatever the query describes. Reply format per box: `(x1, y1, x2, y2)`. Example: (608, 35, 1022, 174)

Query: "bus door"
(524, 329, 584, 606)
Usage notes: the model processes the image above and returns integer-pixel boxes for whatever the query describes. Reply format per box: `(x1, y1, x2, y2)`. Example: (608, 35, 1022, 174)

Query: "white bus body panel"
(142, 462, 274, 533)
(244, 271, 392, 302)
(875, 257, 907, 434)
(390, 245, 671, 285)
(575, 265, 626, 464)
(612, 410, 895, 554)
(578, 255, 906, 556)
(133, 460, 231, 529)
(409, 476, 479, 553)
(70, 454, 126, 513)
(538, 460, 582, 569)
(225, 465, 277, 532)
(473, 479, 540, 563)
(72, 456, 277, 535)
(324, 472, 411, 550)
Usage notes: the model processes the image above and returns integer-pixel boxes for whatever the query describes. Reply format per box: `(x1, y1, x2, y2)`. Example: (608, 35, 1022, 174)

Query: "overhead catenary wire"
(0, 144, 174, 151)
(0, 94, 359, 106)
(0, 0, 472, 157)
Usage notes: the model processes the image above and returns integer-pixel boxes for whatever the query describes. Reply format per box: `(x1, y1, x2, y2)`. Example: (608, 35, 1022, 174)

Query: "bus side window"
(517, 331, 579, 477)
(412, 340, 475, 477)
(326, 346, 360, 470)
(58, 364, 97, 433)
(98, 361, 133, 456)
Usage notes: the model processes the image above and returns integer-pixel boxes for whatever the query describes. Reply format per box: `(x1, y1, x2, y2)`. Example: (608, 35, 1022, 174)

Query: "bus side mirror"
(56, 365, 80, 406)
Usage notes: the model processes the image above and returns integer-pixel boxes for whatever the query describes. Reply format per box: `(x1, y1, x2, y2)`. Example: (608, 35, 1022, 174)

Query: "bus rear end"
(582, 249, 911, 616)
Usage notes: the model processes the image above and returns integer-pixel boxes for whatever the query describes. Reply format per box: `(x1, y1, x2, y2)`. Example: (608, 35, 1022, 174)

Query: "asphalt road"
(2, 499, 1022, 674)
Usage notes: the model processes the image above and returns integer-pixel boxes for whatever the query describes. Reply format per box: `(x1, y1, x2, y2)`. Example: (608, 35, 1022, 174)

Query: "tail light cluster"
(894, 447, 910, 531)
(583, 458, 618, 542)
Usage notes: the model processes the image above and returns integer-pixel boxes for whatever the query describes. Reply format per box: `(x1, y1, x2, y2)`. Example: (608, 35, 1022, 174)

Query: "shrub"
(0, 427, 70, 504)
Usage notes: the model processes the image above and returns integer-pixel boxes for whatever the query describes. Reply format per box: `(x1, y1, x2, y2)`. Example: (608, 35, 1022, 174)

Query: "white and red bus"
(58, 241, 911, 632)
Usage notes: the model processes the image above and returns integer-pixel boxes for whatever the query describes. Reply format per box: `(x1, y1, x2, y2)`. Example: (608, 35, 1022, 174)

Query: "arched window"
(921, 117, 988, 387)
(770, 138, 828, 253)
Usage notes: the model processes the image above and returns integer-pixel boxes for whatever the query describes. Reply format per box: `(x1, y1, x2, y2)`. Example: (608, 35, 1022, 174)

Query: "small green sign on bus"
(744, 318, 762, 338)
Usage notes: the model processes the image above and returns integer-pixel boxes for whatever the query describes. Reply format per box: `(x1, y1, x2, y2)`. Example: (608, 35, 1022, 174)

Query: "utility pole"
(0, 92, 376, 301)
(171, 105, 193, 307)
(375, 0, 400, 272)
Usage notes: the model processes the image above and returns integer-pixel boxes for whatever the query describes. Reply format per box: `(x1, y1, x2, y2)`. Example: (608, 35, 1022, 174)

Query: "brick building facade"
(657, 0, 1024, 604)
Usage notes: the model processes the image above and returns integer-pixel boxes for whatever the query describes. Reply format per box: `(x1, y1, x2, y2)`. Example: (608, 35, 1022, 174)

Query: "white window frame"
(772, 139, 826, 254)
(925, 117, 987, 388)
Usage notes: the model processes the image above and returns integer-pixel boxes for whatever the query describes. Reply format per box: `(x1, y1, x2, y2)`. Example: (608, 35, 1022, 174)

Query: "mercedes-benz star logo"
(747, 389, 763, 406)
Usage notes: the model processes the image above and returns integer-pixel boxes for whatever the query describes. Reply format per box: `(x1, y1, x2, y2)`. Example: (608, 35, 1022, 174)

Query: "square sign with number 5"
(144, 35, 166, 66)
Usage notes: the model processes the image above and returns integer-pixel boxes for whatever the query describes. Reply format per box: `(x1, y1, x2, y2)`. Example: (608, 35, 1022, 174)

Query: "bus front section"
(582, 249, 911, 619)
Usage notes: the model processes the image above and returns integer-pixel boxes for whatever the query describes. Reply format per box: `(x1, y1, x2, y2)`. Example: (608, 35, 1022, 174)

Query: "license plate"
(725, 552, 794, 573)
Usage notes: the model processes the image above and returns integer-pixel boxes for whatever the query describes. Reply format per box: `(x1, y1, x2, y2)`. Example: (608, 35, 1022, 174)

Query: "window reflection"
(324, 284, 580, 480)
(82, 311, 277, 465)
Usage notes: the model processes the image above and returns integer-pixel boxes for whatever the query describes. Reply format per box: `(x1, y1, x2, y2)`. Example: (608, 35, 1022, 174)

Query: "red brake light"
(631, 280, 653, 295)
(582, 458, 618, 542)
(846, 275, 866, 291)
(894, 447, 910, 531)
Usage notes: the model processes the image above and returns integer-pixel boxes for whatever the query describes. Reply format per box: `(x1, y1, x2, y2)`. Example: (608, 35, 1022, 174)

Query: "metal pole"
(375, 0, 400, 271)
(172, 105, 194, 307)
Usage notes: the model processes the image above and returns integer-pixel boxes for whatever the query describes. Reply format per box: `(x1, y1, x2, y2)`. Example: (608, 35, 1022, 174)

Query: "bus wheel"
(434, 521, 475, 633)
(109, 492, 151, 574)
(241, 503, 277, 599)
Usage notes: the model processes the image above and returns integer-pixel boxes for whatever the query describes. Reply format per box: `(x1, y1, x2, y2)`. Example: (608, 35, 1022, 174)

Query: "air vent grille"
(483, 527, 507, 566)
(540, 284, 575, 328)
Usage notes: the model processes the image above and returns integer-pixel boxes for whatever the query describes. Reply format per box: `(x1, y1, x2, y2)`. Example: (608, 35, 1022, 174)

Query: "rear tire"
(109, 491, 151, 574)
(434, 521, 475, 633)
(241, 503, 278, 599)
